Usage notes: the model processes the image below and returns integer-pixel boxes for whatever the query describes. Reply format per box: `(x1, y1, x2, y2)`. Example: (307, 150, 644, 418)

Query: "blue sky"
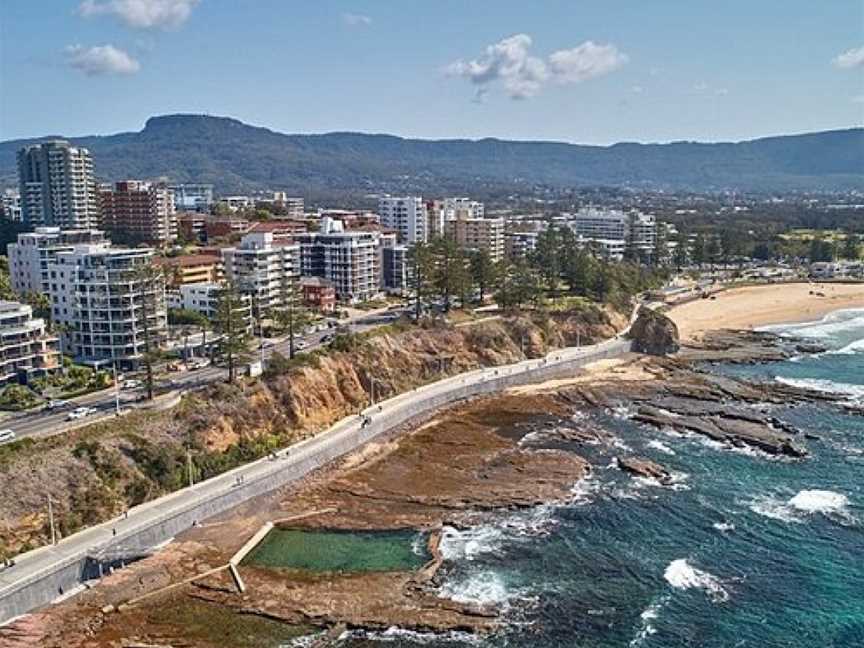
(1, 0, 862, 144)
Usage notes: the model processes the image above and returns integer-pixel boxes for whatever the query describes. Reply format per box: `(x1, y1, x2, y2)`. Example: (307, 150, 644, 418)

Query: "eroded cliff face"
(0, 307, 626, 557)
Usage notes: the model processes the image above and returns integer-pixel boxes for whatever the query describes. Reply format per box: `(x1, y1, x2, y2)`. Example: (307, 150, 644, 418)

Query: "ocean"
(291, 308, 864, 648)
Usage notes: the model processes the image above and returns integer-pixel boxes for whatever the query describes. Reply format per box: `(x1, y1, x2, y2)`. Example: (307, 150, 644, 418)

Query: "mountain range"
(1, 114, 862, 195)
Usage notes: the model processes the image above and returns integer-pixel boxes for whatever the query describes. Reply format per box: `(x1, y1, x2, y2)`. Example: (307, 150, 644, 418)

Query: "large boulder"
(629, 307, 680, 356)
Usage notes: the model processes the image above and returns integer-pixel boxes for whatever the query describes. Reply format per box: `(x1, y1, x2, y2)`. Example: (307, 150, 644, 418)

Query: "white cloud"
(342, 12, 372, 27)
(833, 45, 864, 69)
(853, 95, 864, 104)
(714, 87, 729, 96)
(448, 34, 626, 100)
(631, 85, 644, 94)
(65, 44, 141, 76)
(548, 41, 628, 83)
(693, 81, 709, 92)
(78, 0, 199, 30)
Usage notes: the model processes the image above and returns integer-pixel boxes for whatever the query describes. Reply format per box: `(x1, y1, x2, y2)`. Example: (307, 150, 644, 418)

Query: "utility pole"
(112, 362, 121, 416)
(47, 494, 56, 545)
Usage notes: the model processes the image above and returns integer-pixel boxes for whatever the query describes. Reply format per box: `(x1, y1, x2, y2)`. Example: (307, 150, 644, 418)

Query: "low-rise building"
(299, 277, 337, 313)
(167, 283, 253, 332)
(177, 212, 207, 241)
(47, 244, 168, 368)
(7, 227, 107, 295)
(0, 300, 60, 385)
(205, 215, 251, 240)
(504, 231, 540, 259)
(1, 189, 21, 222)
(565, 207, 657, 256)
(156, 254, 223, 287)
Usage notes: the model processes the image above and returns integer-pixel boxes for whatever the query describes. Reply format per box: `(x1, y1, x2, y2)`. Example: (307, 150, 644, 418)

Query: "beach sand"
(668, 282, 864, 342)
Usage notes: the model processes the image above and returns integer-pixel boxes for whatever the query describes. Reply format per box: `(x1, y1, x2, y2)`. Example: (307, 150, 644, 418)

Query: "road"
(0, 329, 631, 624)
(1, 308, 406, 441)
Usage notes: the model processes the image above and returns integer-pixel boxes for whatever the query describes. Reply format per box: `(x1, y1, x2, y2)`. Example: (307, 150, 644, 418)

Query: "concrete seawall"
(0, 338, 631, 624)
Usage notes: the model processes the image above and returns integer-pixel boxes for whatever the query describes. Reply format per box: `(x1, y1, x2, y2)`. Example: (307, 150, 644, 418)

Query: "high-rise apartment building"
(17, 140, 99, 229)
(445, 214, 505, 262)
(443, 197, 484, 220)
(221, 232, 301, 318)
(0, 300, 60, 385)
(169, 183, 214, 212)
(566, 208, 657, 255)
(7, 227, 107, 295)
(378, 196, 427, 244)
(47, 244, 168, 367)
(296, 218, 381, 303)
(100, 180, 177, 246)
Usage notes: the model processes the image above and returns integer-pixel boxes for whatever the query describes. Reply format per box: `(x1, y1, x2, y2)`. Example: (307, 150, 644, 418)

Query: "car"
(294, 340, 306, 350)
(45, 399, 68, 410)
(66, 407, 88, 421)
(320, 333, 334, 344)
(0, 429, 16, 444)
(123, 379, 142, 390)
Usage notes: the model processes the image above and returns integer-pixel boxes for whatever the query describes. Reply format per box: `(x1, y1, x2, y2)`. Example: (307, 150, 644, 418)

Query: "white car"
(46, 399, 68, 410)
(294, 340, 306, 350)
(0, 429, 16, 444)
(123, 379, 142, 390)
(66, 406, 96, 421)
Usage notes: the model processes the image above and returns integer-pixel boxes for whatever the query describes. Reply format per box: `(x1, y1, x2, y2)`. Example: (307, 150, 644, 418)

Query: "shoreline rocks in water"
(617, 457, 673, 484)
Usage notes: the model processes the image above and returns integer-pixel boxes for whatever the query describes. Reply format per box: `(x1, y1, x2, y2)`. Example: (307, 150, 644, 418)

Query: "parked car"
(45, 399, 69, 410)
(0, 429, 16, 444)
(123, 379, 142, 390)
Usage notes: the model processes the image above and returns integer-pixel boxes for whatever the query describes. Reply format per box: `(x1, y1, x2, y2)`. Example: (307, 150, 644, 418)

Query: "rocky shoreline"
(2, 325, 857, 647)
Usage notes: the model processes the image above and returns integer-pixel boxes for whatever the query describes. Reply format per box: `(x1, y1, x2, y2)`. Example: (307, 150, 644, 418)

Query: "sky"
(1, 0, 862, 145)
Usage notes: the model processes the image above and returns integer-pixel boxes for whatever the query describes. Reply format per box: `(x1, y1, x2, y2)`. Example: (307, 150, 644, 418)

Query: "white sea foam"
(749, 489, 853, 524)
(712, 521, 736, 532)
(439, 571, 513, 605)
(762, 308, 864, 339)
(663, 559, 729, 602)
(775, 376, 864, 402)
(337, 627, 483, 645)
(788, 489, 849, 514)
(646, 439, 676, 456)
(439, 506, 558, 561)
(826, 338, 864, 355)
(612, 404, 635, 420)
(629, 597, 668, 647)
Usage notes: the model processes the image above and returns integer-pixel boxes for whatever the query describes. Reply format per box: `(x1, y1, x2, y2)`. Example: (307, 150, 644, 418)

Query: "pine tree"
(213, 281, 252, 383)
(842, 231, 860, 260)
(469, 249, 497, 304)
(131, 264, 166, 400)
(407, 242, 435, 321)
(275, 273, 312, 358)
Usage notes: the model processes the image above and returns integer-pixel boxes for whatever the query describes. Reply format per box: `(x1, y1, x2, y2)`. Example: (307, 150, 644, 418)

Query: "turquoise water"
(244, 528, 429, 573)
(315, 308, 864, 647)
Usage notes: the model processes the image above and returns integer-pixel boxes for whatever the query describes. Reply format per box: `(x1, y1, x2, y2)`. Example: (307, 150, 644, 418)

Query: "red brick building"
(299, 276, 336, 313)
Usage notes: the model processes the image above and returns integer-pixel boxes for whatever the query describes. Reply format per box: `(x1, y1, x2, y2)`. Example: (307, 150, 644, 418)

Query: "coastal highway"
(0, 330, 630, 624)
(0, 308, 405, 441)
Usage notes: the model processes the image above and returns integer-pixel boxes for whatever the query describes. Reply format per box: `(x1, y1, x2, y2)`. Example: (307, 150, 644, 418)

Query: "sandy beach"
(668, 282, 864, 342)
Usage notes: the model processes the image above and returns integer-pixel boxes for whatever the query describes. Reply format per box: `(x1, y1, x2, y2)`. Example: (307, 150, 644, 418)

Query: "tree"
(653, 223, 669, 267)
(132, 264, 167, 400)
(213, 282, 252, 384)
(691, 233, 706, 267)
(430, 237, 462, 312)
(673, 228, 689, 271)
(842, 231, 860, 260)
(469, 249, 497, 304)
(274, 274, 312, 358)
(167, 308, 209, 328)
(563, 248, 596, 297)
(0, 256, 15, 301)
(494, 259, 540, 310)
(624, 212, 642, 263)
(808, 236, 835, 262)
(407, 242, 435, 321)
(533, 226, 562, 296)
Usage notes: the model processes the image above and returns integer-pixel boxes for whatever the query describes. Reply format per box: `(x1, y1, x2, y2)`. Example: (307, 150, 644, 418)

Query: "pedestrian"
(124, 510, 128, 519)
(112, 528, 116, 537)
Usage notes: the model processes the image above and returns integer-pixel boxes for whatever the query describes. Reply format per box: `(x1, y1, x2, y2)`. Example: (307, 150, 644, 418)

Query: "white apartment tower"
(378, 196, 427, 244)
(7, 227, 107, 295)
(47, 244, 168, 367)
(17, 140, 99, 229)
(221, 232, 301, 318)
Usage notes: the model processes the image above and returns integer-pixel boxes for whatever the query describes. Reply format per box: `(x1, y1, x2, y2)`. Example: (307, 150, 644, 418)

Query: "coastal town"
(1, 2, 863, 647)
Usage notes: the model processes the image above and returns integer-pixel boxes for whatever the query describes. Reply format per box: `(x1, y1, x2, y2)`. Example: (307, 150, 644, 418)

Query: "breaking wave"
(749, 490, 854, 524)
(763, 308, 864, 339)
(775, 376, 864, 401)
(663, 559, 729, 602)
